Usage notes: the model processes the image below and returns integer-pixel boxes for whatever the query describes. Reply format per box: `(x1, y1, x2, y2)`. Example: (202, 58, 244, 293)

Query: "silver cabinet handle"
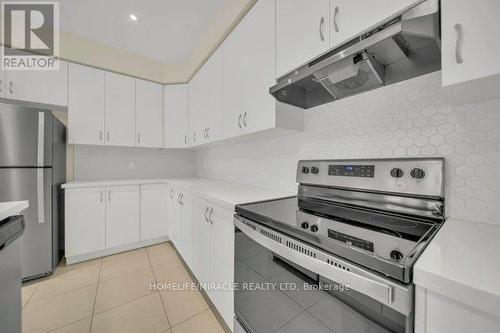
(107, 131, 110, 142)
(333, 7, 340, 33)
(243, 112, 247, 127)
(184, 135, 187, 145)
(137, 133, 141, 144)
(206, 128, 210, 138)
(108, 190, 111, 202)
(100, 191, 103, 203)
(180, 193, 184, 205)
(238, 114, 242, 128)
(177, 193, 181, 204)
(9, 81, 13, 94)
(99, 130, 103, 142)
(209, 208, 214, 224)
(204, 207, 210, 223)
(193, 132, 197, 142)
(169, 189, 173, 198)
(454, 23, 464, 64)
(204, 128, 208, 139)
(319, 17, 325, 41)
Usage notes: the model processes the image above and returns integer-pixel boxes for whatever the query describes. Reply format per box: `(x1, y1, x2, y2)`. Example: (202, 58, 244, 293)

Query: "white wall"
(196, 72, 500, 225)
(74, 146, 196, 180)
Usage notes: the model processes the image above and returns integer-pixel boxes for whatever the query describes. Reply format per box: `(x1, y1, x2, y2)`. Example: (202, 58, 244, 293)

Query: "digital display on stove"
(328, 165, 375, 178)
(328, 230, 374, 252)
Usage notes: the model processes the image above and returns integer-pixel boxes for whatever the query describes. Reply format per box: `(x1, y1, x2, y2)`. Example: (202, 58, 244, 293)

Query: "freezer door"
(0, 103, 53, 167)
(0, 168, 53, 280)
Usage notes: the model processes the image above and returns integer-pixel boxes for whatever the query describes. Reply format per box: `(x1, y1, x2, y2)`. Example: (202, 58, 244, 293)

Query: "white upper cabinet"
(104, 72, 136, 147)
(276, 0, 330, 78)
(68, 63, 105, 145)
(2, 59, 68, 107)
(164, 84, 189, 148)
(441, 0, 500, 102)
(329, 0, 422, 48)
(189, 46, 224, 145)
(135, 79, 163, 148)
(224, 0, 277, 137)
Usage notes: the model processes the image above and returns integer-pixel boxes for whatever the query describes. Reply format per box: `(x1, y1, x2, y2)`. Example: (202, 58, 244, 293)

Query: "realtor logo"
(1, 1, 60, 70)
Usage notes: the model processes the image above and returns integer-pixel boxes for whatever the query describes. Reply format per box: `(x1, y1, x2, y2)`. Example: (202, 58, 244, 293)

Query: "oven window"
(234, 229, 407, 333)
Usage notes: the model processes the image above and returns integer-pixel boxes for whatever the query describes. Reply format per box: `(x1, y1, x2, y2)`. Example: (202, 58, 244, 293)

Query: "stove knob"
(301, 166, 310, 174)
(310, 225, 319, 233)
(410, 168, 426, 180)
(311, 166, 319, 174)
(390, 250, 404, 261)
(300, 222, 309, 229)
(390, 168, 404, 178)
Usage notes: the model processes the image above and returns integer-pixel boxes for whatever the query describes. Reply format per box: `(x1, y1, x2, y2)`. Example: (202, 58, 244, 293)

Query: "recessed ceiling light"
(129, 14, 138, 22)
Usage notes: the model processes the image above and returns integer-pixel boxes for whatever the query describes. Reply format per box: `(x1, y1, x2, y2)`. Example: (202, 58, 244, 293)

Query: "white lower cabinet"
(140, 184, 168, 241)
(105, 185, 140, 248)
(65, 187, 106, 257)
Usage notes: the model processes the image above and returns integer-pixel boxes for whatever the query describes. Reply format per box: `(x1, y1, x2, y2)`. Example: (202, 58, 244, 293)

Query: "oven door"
(234, 215, 413, 333)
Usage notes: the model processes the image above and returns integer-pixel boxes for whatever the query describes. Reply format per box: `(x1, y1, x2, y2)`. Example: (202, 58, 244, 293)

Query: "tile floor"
(21, 242, 226, 333)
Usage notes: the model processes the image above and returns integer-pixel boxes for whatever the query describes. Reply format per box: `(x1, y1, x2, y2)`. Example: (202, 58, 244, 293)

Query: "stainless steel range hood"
(270, 0, 441, 109)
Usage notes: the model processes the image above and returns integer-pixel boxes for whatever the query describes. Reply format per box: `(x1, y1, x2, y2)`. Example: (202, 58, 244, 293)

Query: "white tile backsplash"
(196, 71, 500, 225)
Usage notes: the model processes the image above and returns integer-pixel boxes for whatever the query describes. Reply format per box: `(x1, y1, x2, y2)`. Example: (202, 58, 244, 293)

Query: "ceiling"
(60, 0, 226, 64)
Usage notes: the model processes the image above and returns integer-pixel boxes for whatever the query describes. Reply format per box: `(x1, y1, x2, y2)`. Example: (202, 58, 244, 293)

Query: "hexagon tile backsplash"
(196, 71, 500, 225)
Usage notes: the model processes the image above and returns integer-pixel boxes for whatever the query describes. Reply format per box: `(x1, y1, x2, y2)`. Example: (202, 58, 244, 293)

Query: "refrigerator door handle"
(37, 169, 45, 224)
(37, 112, 45, 167)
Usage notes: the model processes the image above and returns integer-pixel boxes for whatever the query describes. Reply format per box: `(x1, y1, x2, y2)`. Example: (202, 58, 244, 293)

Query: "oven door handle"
(235, 217, 395, 307)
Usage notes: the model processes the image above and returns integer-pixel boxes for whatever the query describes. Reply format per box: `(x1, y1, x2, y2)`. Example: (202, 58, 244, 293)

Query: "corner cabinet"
(441, 0, 500, 103)
(164, 84, 189, 148)
(136, 79, 163, 148)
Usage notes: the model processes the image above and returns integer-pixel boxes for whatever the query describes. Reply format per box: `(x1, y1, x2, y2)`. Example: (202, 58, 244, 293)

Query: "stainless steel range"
(234, 158, 445, 333)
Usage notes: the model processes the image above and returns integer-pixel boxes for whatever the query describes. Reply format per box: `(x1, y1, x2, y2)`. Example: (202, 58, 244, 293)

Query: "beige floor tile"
(147, 243, 178, 266)
(53, 258, 102, 278)
(102, 248, 146, 263)
(91, 293, 170, 333)
(31, 264, 100, 301)
(99, 250, 150, 281)
(48, 318, 92, 333)
(22, 285, 96, 333)
(171, 310, 224, 333)
(160, 285, 209, 326)
(94, 268, 155, 313)
(152, 259, 190, 284)
(22, 284, 38, 309)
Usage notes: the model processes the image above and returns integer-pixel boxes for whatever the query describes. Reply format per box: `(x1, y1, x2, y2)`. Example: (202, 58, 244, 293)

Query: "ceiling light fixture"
(129, 14, 138, 22)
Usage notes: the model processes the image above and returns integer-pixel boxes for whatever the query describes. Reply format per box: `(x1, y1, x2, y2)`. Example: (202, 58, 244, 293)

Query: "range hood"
(270, 0, 441, 109)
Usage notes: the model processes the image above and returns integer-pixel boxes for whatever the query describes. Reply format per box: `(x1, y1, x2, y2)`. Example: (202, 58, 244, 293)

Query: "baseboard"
(65, 236, 170, 264)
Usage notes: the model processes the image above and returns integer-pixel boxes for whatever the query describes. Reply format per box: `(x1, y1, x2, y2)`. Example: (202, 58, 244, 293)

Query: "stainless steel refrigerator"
(0, 103, 66, 281)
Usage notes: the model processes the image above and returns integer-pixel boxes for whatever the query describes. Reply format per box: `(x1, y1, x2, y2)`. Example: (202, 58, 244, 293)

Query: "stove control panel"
(297, 158, 444, 197)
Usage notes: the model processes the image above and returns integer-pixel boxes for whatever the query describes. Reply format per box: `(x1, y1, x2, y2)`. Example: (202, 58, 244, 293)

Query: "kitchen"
(0, 0, 499, 332)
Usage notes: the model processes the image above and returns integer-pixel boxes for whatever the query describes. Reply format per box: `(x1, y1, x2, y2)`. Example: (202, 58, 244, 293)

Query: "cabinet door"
(135, 79, 163, 148)
(188, 73, 202, 146)
(441, 0, 500, 87)
(190, 199, 211, 284)
(180, 191, 194, 265)
(4, 59, 68, 107)
(164, 84, 188, 148)
(105, 185, 140, 248)
(65, 187, 106, 256)
(104, 72, 135, 147)
(276, 0, 330, 78)
(330, 0, 422, 47)
(166, 185, 175, 240)
(68, 63, 105, 145)
(203, 46, 224, 143)
(140, 184, 168, 241)
(209, 204, 235, 329)
(172, 189, 183, 249)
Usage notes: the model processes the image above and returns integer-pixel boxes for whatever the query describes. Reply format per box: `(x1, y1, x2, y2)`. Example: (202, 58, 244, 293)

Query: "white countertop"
(414, 217, 500, 318)
(0, 201, 29, 221)
(62, 177, 294, 210)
